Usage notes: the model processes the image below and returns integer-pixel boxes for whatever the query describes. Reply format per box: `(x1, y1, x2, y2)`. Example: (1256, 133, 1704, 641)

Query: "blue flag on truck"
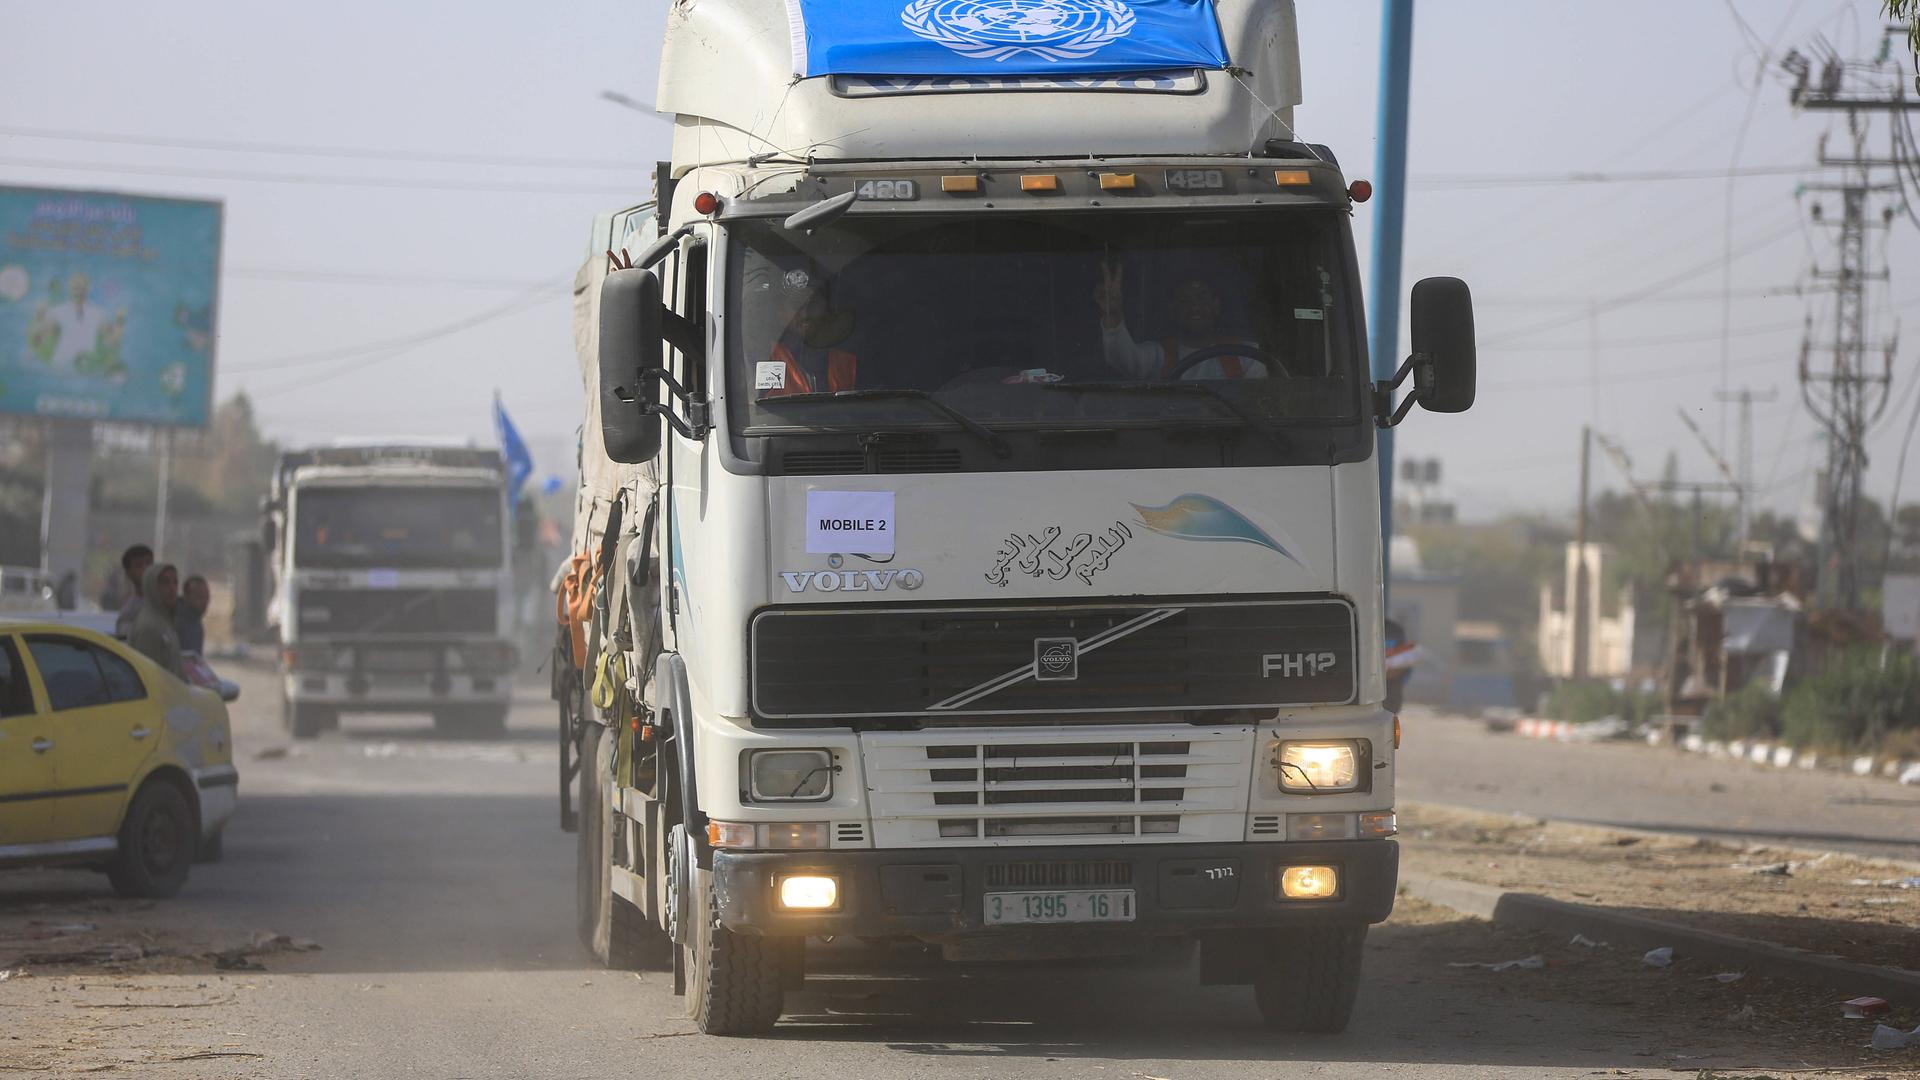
(493, 395, 533, 510)
(786, 0, 1230, 78)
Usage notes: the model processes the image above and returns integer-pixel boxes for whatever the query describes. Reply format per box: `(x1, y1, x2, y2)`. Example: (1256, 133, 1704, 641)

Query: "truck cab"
(268, 444, 518, 738)
(564, 0, 1474, 1036)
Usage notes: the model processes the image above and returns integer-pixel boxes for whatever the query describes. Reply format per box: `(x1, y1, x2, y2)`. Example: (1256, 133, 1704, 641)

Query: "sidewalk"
(1400, 801, 1920, 976)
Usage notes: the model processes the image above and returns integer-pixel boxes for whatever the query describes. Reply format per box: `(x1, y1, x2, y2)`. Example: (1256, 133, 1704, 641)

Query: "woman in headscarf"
(129, 561, 185, 678)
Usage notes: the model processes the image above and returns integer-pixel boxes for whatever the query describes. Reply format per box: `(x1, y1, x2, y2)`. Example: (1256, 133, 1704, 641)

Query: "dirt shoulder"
(1400, 801, 1920, 973)
(0, 874, 321, 979)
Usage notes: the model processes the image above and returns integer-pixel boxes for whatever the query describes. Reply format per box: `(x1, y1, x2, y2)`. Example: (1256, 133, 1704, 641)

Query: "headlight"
(745, 749, 834, 802)
(1275, 740, 1364, 793)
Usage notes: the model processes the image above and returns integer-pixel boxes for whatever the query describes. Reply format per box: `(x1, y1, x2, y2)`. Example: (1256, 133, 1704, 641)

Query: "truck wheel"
(610, 891, 674, 970)
(283, 695, 324, 740)
(1252, 925, 1367, 1033)
(106, 782, 195, 899)
(577, 722, 612, 958)
(685, 866, 786, 1035)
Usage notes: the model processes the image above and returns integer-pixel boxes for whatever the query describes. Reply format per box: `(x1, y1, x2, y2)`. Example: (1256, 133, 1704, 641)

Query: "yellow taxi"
(0, 622, 237, 897)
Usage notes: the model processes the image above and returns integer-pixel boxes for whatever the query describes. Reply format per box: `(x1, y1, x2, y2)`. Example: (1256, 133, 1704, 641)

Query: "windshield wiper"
(1042, 382, 1289, 451)
(764, 390, 1013, 459)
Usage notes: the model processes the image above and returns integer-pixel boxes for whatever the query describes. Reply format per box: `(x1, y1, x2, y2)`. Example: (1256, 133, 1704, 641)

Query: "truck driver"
(758, 267, 857, 398)
(1094, 262, 1270, 382)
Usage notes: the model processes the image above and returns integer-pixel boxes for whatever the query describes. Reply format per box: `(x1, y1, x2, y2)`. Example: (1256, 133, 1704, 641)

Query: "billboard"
(0, 186, 221, 428)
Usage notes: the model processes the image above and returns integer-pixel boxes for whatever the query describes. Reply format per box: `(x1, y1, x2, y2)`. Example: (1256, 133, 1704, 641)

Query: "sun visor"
(785, 0, 1231, 77)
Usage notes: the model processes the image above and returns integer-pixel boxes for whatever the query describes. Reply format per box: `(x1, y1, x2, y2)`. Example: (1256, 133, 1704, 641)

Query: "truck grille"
(296, 588, 496, 636)
(862, 726, 1254, 847)
(751, 597, 1355, 722)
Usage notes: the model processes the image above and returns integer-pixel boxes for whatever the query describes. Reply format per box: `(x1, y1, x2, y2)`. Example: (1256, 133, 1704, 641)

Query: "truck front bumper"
(710, 838, 1396, 938)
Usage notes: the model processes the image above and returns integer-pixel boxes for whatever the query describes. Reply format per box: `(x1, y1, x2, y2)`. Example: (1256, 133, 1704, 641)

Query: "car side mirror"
(1409, 277, 1476, 414)
(220, 681, 241, 703)
(599, 268, 664, 463)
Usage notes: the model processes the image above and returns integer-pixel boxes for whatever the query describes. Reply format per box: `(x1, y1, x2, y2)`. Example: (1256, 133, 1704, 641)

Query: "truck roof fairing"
(657, 0, 1301, 170)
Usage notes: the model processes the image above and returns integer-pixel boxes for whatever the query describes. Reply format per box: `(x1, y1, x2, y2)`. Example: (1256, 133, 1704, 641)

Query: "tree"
(1892, 2, 1920, 63)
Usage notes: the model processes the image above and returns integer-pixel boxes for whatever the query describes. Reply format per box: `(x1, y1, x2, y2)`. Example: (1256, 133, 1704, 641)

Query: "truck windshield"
(293, 488, 503, 569)
(726, 209, 1360, 438)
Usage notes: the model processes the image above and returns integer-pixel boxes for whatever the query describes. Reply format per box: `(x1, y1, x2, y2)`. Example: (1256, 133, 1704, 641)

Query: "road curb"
(1400, 870, 1920, 1004)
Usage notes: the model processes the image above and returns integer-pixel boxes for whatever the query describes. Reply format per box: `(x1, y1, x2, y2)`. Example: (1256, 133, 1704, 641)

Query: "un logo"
(902, 0, 1138, 63)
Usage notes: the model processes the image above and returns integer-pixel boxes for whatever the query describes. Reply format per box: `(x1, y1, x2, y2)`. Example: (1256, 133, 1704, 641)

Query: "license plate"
(984, 889, 1135, 925)
(367, 649, 433, 671)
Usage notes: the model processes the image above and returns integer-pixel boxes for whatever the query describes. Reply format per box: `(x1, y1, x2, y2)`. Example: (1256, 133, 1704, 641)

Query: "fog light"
(1280, 865, 1339, 900)
(1359, 810, 1397, 837)
(777, 874, 839, 911)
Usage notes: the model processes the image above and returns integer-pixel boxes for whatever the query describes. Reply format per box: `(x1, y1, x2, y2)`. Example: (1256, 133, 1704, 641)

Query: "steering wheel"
(1165, 342, 1284, 380)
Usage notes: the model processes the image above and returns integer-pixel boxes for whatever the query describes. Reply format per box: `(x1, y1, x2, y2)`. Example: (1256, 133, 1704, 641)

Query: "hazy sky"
(2, 1, 1912, 523)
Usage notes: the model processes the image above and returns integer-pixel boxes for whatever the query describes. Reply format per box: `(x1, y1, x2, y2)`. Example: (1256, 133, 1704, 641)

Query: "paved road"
(1, 666, 1903, 1078)
(1397, 706, 1920, 862)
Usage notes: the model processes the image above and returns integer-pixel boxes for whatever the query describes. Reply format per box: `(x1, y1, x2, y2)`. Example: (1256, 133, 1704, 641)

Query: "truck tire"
(1252, 925, 1367, 1033)
(283, 695, 325, 740)
(685, 865, 786, 1035)
(577, 722, 612, 958)
(610, 892, 674, 970)
(107, 781, 195, 899)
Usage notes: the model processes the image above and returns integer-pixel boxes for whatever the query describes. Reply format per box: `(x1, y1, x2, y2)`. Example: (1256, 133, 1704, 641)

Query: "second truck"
(267, 443, 518, 738)
(561, 0, 1476, 1036)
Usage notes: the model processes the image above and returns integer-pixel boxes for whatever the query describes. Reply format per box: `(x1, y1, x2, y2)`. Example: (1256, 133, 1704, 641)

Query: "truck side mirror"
(1410, 277, 1476, 414)
(599, 268, 665, 463)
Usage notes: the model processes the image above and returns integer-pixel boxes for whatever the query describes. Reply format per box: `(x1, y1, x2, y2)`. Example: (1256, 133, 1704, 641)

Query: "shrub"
(1544, 681, 1619, 724)
(1779, 650, 1920, 752)
(1701, 683, 1781, 741)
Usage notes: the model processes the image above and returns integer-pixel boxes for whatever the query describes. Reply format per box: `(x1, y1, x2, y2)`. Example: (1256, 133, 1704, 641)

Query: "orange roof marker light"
(1274, 170, 1312, 187)
(1020, 174, 1060, 193)
(1098, 172, 1138, 191)
(1349, 179, 1374, 203)
(693, 191, 721, 215)
(940, 174, 981, 194)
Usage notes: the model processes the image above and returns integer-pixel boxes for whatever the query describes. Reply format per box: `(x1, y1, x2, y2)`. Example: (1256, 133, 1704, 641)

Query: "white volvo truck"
(562, 0, 1476, 1035)
(268, 444, 518, 738)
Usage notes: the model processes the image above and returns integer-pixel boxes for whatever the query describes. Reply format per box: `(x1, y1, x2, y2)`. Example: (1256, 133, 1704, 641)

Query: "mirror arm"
(636, 366, 710, 439)
(1372, 354, 1427, 428)
(660, 309, 703, 363)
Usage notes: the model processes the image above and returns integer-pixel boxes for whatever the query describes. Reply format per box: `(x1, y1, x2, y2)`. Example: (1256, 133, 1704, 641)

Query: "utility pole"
(1712, 386, 1779, 544)
(155, 430, 172, 556)
(1783, 45, 1908, 610)
(1571, 426, 1591, 681)
(1369, 0, 1415, 589)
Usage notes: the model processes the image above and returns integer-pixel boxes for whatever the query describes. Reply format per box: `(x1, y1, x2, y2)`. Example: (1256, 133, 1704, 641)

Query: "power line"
(1481, 317, 1805, 353)
(226, 266, 549, 290)
(1479, 216, 1804, 346)
(0, 123, 648, 171)
(244, 290, 567, 400)
(0, 155, 640, 195)
(229, 280, 569, 374)
(1415, 163, 1809, 189)
(1474, 286, 1803, 307)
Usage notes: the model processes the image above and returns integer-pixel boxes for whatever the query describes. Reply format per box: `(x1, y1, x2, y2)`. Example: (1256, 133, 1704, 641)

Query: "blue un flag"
(786, 0, 1230, 78)
(493, 395, 534, 505)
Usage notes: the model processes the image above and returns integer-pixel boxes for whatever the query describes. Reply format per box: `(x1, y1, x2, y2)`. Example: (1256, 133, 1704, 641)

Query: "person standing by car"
(176, 574, 210, 654)
(130, 562, 184, 678)
(113, 543, 153, 639)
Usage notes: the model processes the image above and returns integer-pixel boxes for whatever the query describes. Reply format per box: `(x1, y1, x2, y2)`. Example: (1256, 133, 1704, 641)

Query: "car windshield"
(293, 487, 503, 569)
(726, 209, 1361, 436)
